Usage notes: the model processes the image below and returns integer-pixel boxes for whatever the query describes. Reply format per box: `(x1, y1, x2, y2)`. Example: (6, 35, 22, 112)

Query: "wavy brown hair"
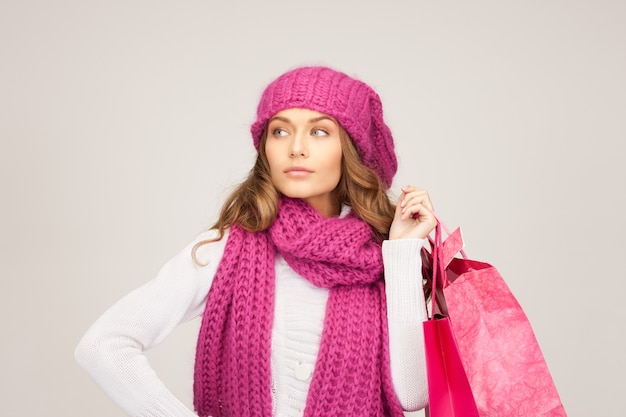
(191, 128, 396, 266)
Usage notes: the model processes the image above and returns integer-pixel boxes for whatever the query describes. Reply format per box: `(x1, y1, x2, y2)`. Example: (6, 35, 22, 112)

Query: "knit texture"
(250, 66, 397, 187)
(193, 197, 405, 417)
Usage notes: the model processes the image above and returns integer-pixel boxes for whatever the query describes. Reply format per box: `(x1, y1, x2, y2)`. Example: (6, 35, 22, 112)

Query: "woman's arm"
(383, 238, 429, 411)
(74, 230, 227, 417)
(385, 185, 437, 411)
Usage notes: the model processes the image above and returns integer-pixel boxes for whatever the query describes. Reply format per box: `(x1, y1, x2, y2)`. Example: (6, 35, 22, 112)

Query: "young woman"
(75, 66, 436, 417)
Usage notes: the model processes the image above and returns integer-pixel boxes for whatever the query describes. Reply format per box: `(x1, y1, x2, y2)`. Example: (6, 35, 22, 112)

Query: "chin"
(279, 190, 316, 200)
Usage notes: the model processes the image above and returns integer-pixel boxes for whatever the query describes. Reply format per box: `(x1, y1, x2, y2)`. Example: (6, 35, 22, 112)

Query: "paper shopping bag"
(422, 223, 480, 417)
(423, 315, 480, 417)
(443, 257, 568, 416)
(425, 218, 568, 416)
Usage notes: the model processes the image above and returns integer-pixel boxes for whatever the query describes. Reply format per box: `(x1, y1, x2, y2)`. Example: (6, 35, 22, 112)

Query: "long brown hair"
(191, 128, 396, 265)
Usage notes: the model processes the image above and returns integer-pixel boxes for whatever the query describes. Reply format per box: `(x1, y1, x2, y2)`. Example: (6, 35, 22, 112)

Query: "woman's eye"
(272, 128, 288, 137)
(312, 128, 328, 137)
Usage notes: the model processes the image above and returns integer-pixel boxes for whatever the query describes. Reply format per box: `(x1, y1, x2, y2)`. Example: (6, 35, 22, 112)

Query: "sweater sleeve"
(383, 238, 429, 412)
(74, 230, 227, 417)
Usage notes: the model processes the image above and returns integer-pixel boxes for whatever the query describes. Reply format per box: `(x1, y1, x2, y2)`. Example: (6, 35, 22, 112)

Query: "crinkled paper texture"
(444, 259, 567, 417)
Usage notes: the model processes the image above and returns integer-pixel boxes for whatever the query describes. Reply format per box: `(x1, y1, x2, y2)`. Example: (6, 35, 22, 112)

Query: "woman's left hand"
(388, 186, 437, 240)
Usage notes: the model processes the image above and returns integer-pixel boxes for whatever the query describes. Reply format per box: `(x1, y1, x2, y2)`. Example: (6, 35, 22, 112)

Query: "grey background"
(2, 1, 624, 416)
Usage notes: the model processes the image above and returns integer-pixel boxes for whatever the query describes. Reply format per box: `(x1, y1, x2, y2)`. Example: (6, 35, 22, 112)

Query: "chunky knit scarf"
(193, 198, 404, 417)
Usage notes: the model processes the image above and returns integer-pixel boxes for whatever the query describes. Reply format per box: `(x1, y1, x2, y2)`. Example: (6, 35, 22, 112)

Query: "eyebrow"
(268, 115, 337, 124)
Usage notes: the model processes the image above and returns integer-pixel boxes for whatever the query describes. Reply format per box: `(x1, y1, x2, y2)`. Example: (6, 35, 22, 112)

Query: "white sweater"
(74, 229, 429, 417)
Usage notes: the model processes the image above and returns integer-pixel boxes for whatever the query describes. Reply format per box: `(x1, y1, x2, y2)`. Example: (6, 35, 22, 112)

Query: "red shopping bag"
(428, 219, 567, 417)
(422, 222, 480, 417)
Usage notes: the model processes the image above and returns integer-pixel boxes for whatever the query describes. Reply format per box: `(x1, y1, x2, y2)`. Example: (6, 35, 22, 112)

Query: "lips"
(284, 166, 313, 177)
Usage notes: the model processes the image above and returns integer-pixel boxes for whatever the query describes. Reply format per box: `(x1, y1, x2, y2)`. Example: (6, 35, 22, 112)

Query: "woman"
(75, 65, 436, 417)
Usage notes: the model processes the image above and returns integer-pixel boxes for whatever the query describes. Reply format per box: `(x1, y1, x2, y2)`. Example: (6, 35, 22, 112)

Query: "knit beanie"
(250, 66, 397, 187)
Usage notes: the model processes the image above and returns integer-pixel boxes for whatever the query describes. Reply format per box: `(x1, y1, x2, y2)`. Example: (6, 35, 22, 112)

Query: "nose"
(289, 132, 309, 158)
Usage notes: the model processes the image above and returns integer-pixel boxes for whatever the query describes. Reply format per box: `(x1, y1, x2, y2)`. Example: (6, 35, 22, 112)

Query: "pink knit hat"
(250, 66, 397, 187)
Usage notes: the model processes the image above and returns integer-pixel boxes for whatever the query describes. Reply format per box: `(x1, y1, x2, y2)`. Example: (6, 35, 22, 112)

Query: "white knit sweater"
(74, 229, 429, 417)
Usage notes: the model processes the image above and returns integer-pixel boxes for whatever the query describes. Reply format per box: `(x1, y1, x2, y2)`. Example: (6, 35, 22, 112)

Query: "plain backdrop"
(1, 1, 624, 416)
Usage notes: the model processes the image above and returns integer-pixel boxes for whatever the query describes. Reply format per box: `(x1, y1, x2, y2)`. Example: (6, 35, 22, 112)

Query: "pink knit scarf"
(193, 198, 404, 417)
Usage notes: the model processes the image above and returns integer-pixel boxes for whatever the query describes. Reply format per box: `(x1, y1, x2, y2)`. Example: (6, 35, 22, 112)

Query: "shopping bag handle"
(428, 219, 445, 319)
(426, 213, 466, 319)
(427, 213, 467, 264)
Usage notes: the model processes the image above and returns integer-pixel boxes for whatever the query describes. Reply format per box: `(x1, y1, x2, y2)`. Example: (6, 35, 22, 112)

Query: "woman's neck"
(303, 196, 340, 218)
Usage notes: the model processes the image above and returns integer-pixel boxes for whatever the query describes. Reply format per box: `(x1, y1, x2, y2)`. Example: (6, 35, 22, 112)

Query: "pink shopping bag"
(426, 220, 567, 417)
(422, 221, 480, 417)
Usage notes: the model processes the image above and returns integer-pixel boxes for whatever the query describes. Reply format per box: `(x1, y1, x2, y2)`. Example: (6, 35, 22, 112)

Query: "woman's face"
(265, 108, 343, 217)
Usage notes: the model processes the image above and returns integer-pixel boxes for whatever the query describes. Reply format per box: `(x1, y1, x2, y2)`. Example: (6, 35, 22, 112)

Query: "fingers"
(389, 185, 437, 239)
(399, 186, 434, 221)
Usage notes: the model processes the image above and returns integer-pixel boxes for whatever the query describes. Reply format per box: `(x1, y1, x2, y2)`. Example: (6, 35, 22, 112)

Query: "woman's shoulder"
(147, 228, 229, 319)
(188, 228, 230, 267)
